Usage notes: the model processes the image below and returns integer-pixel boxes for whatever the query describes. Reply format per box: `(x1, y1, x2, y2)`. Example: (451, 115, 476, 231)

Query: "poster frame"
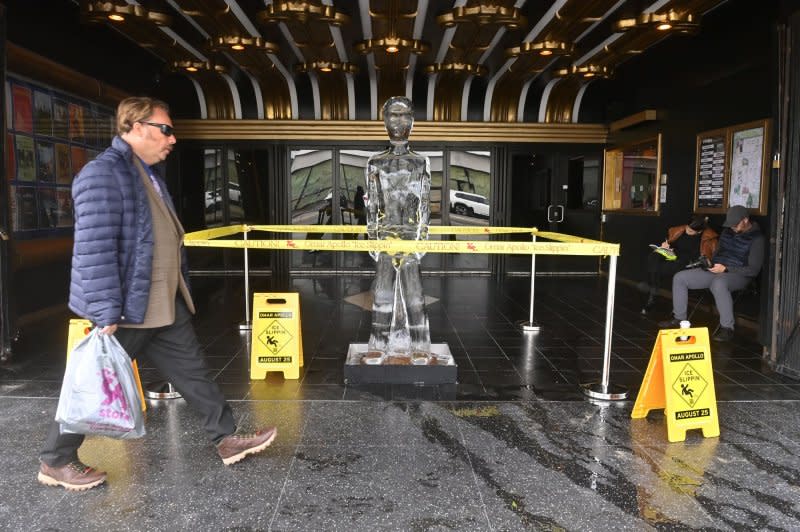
(693, 127, 729, 214)
(727, 118, 771, 215)
(693, 119, 771, 216)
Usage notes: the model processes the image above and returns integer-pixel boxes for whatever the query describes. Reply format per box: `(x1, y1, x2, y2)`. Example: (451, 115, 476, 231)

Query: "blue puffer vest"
(69, 136, 186, 327)
(714, 226, 758, 267)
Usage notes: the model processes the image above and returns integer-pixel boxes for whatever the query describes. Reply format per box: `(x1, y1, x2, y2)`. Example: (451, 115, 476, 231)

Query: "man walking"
(38, 97, 276, 491)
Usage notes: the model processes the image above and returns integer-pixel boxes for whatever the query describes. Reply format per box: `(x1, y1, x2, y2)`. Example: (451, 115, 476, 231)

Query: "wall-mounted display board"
(5, 75, 115, 238)
(694, 128, 727, 211)
(693, 119, 771, 215)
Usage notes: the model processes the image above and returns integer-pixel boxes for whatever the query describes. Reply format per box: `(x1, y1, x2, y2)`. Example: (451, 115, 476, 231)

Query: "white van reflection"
(205, 182, 241, 211)
(449, 190, 489, 218)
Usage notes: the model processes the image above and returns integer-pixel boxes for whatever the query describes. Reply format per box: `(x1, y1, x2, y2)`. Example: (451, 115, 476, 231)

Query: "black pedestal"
(344, 344, 457, 384)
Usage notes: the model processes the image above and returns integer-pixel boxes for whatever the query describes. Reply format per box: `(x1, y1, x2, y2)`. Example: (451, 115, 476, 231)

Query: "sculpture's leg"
(399, 258, 430, 353)
(383, 257, 411, 353)
(368, 253, 394, 352)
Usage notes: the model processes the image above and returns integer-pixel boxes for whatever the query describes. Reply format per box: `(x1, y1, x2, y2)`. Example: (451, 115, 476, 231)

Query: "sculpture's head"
(382, 96, 414, 144)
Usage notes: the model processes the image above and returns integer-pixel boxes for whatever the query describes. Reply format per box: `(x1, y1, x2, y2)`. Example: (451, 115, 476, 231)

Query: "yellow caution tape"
(245, 224, 535, 236)
(534, 231, 610, 246)
(183, 224, 619, 256)
(183, 235, 618, 256)
(184, 224, 248, 241)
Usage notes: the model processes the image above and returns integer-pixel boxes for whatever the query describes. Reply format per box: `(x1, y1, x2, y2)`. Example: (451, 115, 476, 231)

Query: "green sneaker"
(650, 245, 677, 261)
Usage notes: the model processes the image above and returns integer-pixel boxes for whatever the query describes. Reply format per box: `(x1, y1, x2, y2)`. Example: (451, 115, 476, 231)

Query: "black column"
(0, 4, 14, 361)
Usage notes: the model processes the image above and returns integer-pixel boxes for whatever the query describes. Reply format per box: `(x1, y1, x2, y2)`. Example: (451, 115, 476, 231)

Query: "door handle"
(547, 204, 564, 223)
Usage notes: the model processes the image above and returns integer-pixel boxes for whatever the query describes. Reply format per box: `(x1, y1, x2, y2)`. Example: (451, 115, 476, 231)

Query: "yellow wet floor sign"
(631, 327, 719, 442)
(250, 293, 304, 379)
(66, 319, 146, 412)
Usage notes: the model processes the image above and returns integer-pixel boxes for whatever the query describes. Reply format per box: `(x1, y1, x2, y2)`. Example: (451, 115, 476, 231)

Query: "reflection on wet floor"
(1, 276, 798, 530)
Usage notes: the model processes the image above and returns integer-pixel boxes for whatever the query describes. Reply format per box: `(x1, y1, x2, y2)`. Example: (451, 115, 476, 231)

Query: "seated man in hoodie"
(658, 205, 764, 342)
(639, 215, 718, 314)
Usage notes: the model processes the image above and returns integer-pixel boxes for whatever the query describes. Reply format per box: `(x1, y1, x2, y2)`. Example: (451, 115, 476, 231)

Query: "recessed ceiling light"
(108, 14, 124, 22)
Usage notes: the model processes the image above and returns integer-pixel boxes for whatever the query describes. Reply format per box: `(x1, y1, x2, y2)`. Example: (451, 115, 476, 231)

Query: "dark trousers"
(40, 299, 236, 467)
(644, 253, 690, 294)
(670, 268, 752, 329)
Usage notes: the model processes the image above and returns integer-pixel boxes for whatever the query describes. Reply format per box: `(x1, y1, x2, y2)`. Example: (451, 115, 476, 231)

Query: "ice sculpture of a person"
(365, 96, 431, 364)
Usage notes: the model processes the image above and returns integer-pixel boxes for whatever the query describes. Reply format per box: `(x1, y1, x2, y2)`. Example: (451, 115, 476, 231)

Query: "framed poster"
(33, 90, 53, 137)
(70, 145, 88, 176)
(55, 189, 74, 227)
(68, 102, 86, 141)
(38, 187, 58, 228)
(6, 133, 15, 181)
(11, 84, 33, 133)
(52, 99, 69, 138)
(55, 142, 71, 183)
(36, 140, 55, 182)
(12, 185, 38, 231)
(693, 128, 728, 213)
(728, 119, 771, 214)
(14, 134, 35, 181)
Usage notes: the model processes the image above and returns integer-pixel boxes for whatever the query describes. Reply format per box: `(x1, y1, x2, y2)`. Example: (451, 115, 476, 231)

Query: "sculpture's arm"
(366, 162, 380, 238)
(416, 158, 432, 241)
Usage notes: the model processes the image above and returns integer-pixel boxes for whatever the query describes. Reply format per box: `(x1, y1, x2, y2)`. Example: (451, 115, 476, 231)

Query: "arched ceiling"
(67, 1, 728, 122)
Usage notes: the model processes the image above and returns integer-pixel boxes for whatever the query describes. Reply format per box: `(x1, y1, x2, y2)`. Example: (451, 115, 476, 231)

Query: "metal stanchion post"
(581, 255, 628, 400)
(239, 226, 252, 331)
(145, 381, 181, 400)
(517, 233, 540, 332)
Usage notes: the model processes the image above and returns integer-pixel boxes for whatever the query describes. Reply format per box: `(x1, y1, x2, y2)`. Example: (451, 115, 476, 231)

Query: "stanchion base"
(144, 381, 182, 400)
(238, 321, 252, 331)
(580, 382, 628, 401)
(516, 320, 541, 332)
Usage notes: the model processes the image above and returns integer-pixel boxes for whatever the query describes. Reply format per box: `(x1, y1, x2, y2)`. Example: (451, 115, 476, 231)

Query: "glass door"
(446, 150, 491, 272)
(508, 150, 601, 275)
(289, 149, 334, 270)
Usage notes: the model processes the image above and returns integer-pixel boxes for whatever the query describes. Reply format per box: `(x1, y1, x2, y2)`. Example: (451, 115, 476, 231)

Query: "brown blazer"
(121, 160, 195, 328)
(666, 224, 719, 260)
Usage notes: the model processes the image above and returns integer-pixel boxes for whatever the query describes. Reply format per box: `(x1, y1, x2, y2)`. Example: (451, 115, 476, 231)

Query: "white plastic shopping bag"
(55, 328, 145, 439)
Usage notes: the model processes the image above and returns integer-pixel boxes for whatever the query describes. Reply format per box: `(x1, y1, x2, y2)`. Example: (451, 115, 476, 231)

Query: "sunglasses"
(139, 121, 175, 137)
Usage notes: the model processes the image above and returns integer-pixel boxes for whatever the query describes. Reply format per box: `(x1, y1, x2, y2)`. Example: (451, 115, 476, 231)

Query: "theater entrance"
(507, 151, 603, 276)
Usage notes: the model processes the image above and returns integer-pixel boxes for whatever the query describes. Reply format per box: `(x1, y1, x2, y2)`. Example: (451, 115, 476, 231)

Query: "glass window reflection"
(204, 148, 224, 227)
(603, 135, 661, 212)
(290, 149, 333, 268)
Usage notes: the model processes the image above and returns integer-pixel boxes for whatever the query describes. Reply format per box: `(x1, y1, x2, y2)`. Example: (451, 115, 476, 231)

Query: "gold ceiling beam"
(173, 120, 608, 144)
(609, 110, 661, 132)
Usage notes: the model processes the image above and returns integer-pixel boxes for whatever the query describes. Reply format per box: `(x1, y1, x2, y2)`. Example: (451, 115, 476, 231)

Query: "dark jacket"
(666, 224, 719, 260)
(69, 136, 187, 327)
(713, 222, 764, 278)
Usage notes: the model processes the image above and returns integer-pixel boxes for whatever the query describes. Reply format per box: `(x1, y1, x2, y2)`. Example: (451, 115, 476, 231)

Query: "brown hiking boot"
(38, 461, 107, 491)
(216, 426, 277, 465)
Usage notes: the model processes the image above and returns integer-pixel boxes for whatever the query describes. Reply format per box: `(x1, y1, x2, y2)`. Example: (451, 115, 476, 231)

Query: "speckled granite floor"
(1, 276, 798, 530)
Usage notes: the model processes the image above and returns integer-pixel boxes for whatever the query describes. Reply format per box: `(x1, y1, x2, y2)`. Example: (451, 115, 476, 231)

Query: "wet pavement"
(1, 276, 798, 530)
